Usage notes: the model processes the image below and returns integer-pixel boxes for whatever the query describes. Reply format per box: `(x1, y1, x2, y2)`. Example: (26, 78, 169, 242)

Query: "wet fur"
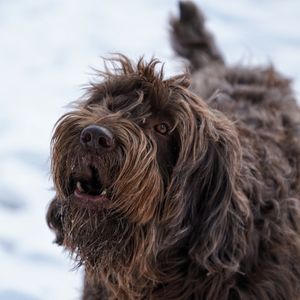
(47, 2, 300, 299)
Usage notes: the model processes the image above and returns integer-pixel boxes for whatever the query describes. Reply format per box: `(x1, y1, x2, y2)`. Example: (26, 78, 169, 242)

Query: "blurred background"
(0, 0, 300, 299)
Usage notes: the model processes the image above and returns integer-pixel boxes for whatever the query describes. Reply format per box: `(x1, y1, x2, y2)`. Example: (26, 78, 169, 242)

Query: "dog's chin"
(61, 195, 132, 269)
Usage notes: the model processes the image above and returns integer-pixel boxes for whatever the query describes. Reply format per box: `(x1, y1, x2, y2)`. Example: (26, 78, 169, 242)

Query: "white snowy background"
(1, 0, 300, 299)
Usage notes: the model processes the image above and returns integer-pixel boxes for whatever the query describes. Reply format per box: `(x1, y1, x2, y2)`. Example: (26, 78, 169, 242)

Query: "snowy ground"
(0, 0, 300, 299)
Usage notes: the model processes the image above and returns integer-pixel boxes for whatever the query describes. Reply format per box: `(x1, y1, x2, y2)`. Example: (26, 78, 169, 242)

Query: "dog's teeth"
(101, 189, 107, 195)
(76, 181, 84, 192)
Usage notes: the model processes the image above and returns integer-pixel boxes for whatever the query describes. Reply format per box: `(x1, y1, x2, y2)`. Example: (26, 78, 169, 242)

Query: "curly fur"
(47, 2, 300, 299)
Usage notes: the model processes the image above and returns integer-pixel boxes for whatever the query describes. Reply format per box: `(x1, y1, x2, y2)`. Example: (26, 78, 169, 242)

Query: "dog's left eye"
(154, 123, 169, 135)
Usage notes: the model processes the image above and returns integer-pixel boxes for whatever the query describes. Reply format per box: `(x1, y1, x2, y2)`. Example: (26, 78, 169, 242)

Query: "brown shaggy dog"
(47, 2, 300, 299)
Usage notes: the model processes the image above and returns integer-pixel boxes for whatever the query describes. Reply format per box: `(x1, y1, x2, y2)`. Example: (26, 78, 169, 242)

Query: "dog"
(47, 1, 300, 299)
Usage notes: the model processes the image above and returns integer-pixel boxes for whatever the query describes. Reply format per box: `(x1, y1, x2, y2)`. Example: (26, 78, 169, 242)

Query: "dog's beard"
(57, 152, 164, 274)
(57, 153, 130, 268)
(61, 200, 135, 270)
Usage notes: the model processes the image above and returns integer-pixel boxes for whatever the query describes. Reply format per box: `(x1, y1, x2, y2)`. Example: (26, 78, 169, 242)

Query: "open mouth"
(70, 165, 111, 206)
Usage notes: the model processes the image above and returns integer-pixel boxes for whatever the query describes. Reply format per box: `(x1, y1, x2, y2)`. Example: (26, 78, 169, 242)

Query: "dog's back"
(172, 2, 300, 299)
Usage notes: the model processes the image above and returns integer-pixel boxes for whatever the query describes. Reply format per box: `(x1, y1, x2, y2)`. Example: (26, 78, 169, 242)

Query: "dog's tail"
(170, 1, 224, 72)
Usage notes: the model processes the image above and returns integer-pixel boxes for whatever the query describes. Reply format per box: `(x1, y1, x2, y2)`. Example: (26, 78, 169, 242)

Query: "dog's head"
(47, 55, 250, 284)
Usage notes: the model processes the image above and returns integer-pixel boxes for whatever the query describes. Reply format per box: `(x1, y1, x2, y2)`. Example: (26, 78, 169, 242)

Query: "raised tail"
(170, 1, 224, 71)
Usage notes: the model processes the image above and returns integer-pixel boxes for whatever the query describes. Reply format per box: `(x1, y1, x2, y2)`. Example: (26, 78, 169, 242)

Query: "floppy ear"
(46, 198, 64, 245)
(172, 90, 251, 275)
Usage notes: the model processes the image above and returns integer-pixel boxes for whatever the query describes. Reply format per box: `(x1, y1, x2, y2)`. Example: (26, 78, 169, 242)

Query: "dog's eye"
(154, 123, 169, 135)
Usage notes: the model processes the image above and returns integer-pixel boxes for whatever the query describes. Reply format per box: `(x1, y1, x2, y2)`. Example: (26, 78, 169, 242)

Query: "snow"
(0, 0, 299, 299)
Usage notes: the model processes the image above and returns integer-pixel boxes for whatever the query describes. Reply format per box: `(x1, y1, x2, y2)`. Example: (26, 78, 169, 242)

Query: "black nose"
(80, 125, 115, 152)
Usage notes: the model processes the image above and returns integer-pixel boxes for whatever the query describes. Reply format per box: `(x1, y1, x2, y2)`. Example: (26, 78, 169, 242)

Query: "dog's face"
(53, 85, 179, 220)
(48, 56, 249, 281)
(50, 57, 191, 266)
(52, 59, 186, 222)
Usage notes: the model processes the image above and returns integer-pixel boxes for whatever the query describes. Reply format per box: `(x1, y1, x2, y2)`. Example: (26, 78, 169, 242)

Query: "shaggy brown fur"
(47, 2, 300, 299)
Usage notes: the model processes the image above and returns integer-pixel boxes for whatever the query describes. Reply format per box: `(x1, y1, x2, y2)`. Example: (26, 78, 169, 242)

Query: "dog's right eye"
(154, 123, 169, 135)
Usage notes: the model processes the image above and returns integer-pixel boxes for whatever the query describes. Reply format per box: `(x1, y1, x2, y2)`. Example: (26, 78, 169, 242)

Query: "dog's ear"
(170, 90, 251, 275)
(46, 198, 64, 245)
